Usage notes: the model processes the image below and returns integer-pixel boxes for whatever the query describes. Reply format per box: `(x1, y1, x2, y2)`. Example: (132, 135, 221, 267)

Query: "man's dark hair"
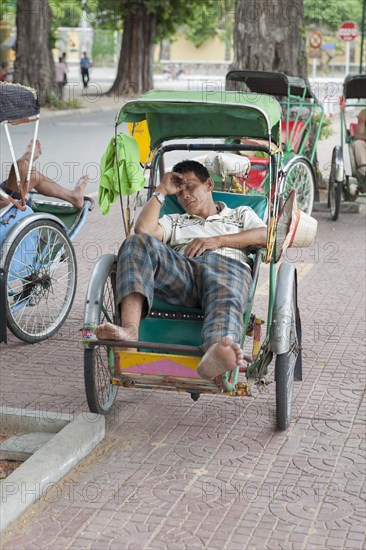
(172, 160, 210, 182)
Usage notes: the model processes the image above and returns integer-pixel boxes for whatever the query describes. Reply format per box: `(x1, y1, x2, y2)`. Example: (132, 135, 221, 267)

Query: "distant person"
(354, 108, 366, 180)
(80, 52, 91, 89)
(61, 52, 69, 86)
(55, 57, 67, 99)
(0, 139, 89, 210)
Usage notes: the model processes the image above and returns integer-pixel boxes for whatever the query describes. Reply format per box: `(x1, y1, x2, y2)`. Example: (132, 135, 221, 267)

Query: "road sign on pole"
(309, 31, 323, 49)
(309, 32, 323, 78)
(338, 21, 359, 76)
(338, 21, 359, 42)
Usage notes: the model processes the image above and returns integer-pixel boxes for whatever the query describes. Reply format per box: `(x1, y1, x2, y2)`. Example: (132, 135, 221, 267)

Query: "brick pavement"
(1, 197, 365, 549)
(0, 100, 365, 548)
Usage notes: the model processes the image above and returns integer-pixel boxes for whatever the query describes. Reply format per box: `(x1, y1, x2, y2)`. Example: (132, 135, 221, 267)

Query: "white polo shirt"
(158, 201, 266, 265)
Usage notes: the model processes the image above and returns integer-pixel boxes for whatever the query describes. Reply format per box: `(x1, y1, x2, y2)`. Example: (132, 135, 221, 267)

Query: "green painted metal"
(266, 257, 276, 331)
(360, 0, 366, 74)
(279, 93, 324, 164)
(31, 201, 80, 230)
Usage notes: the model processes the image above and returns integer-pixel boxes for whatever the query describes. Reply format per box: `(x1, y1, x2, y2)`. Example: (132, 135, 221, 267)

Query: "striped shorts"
(117, 233, 252, 350)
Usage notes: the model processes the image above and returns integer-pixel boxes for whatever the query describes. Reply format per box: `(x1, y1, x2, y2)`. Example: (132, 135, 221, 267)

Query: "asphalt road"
(0, 110, 123, 196)
(0, 110, 222, 198)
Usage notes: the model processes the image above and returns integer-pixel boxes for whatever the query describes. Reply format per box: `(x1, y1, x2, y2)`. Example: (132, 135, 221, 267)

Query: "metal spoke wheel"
(275, 281, 301, 431)
(84, 257, 119, 415)
(328, 146, 344, 221)
(4, 219, 76, 343)
(328, 148, 342, 221)
(283, 157, 315, 215)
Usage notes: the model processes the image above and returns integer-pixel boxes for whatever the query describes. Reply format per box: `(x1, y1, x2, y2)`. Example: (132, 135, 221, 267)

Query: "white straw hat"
(204, 152, 251, 178)
(275, 189, 317, 262)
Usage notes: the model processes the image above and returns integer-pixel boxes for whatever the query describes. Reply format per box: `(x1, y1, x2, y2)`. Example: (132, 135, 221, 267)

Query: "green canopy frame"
(117, 90, 282, 149)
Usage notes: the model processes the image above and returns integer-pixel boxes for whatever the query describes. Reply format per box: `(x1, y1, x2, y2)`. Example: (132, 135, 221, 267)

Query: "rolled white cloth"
(204, 152, 251, 178)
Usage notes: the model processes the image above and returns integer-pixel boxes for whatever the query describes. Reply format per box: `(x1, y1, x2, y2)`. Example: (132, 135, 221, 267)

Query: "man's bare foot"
(70, 175, 89, 208)
(94, 322, 137, 351)
(197, 336, 244, 380)
(25, 139, 42, 162)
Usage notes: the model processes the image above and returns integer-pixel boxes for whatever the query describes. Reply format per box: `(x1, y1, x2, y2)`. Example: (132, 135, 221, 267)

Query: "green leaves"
(304, 0, 363, 31)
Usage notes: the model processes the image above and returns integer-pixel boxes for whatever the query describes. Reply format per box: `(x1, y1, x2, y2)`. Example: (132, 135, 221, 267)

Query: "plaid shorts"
(0, 180, 20, 199)
(117, 234, 252, 350)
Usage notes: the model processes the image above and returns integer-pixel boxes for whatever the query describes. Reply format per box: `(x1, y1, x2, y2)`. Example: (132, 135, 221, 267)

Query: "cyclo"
(83, 90, 317, 430)
(328, 73, 366, 221)
(225, 70, 324, 215)
(0, 83, 93, 344)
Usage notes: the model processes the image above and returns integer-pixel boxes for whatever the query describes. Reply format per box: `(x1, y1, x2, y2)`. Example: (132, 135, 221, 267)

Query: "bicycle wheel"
(283, 157, 315, 215)
(4, 219, 76, 343)
(84, 258, 118, 415)
(329, 162, 342, 222)
(328, 146, 343, 221)
(275, 281, 301, 431)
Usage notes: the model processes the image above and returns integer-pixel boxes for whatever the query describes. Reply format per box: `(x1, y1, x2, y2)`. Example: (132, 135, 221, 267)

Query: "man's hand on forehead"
(171, 172, 184, 186)
(158, 171, 185, 195)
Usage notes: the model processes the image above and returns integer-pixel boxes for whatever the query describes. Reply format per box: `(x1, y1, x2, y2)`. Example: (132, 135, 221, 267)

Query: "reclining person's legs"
(95, 233, 202, 343)
(4, 139, 88, 208)
(196, 253, 251, 379)
(95, 235, 250, 379)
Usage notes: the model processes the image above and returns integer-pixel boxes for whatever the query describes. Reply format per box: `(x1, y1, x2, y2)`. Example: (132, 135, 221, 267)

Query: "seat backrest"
(161, 192, 268, 221)
(281, 120, 305, 152)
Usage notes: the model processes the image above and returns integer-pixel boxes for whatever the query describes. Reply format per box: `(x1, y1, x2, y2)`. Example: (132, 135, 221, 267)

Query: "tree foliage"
(183, 0, 235, 47)
(304, 0, 363, 30)
(96, 0, 195, 41)
(96, 0, 213, 95)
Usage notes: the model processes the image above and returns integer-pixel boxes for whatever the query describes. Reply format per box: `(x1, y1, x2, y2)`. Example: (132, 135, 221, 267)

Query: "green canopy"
(117, 90, 282, 149)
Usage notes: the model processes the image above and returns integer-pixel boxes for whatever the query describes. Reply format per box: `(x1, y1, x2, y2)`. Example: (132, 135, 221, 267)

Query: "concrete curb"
(0, 409, 105, 533)
(41, 104, 120, 119)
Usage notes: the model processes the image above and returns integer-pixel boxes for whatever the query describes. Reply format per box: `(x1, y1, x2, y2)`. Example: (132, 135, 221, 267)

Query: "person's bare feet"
(94, 322, 137, 351)
(197, 336, 244, 379)
(25, 139, 42, 162)
(70, 175, 89, 208)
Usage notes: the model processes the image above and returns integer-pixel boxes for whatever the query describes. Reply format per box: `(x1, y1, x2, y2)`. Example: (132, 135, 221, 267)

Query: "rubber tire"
(84, 262, 118, 415)
(283, 158, 315, 215)
(4, 219, 76, 343)
(329, 162, 342, 221)
(275, 281, 300, 431)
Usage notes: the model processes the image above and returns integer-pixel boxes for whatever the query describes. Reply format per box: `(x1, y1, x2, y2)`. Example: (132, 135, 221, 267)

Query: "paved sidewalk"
(1, 74, 365, 549)
(41, 79, 124, 118)
(1, 195, 365, 549)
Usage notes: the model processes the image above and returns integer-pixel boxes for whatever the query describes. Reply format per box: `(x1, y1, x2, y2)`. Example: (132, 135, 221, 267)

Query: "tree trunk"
(13, 0, 56, 105)
(228, 1, 326, 189)
(108, 5, 156, 98)
(230, 0, 307, 76)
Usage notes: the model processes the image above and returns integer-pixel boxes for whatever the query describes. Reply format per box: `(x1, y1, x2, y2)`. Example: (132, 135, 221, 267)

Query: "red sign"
(338, 21, 359, 42)
(309, 31, 322, 49)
